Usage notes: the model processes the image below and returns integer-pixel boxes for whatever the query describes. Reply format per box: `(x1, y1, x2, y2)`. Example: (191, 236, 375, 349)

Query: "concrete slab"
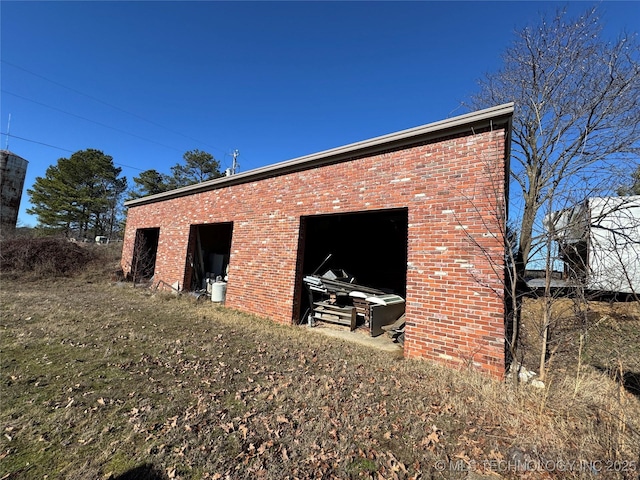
(305, 322, 404, 353)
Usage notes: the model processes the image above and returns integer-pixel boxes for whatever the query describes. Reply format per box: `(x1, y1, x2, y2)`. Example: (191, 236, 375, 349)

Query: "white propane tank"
(211, 281, 227, 303)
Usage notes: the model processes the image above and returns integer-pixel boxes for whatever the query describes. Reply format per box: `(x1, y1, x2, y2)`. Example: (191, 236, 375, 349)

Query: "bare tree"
(465, 7, 640, 376)
(451, 123, 640, 384)
(129, 230, 157, 284)
(469, 6, 640, 280)
(533, 194, 640, 381)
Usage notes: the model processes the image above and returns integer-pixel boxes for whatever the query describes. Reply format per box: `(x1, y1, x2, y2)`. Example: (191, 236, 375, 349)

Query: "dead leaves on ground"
(86, 346, 479, 479)
(1, 285, 524, 480)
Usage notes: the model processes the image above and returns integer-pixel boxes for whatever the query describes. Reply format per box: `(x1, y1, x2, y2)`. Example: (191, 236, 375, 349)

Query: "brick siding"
(123, 124, 508, 376)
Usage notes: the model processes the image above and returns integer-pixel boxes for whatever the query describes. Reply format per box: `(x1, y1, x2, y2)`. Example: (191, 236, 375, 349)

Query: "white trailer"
(546, 196, 640, 295)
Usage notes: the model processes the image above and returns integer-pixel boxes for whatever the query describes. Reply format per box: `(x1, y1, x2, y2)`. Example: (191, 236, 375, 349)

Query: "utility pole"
(231, 149, 239, 175)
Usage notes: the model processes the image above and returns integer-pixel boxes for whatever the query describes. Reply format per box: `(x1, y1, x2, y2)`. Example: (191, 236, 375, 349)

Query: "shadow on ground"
(622, 371, 640, 398)
(595, 366, 640, 399)
(112, 464, 168, 480)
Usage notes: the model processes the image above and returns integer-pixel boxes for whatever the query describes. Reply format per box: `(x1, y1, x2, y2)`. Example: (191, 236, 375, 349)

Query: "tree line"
(27, 149, 222, 240)
(126, 149, 224, 200)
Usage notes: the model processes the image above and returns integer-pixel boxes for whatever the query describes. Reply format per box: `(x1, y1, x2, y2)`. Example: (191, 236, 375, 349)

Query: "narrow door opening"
(131, 228, 160, 282)
(187, 222, 234, 291)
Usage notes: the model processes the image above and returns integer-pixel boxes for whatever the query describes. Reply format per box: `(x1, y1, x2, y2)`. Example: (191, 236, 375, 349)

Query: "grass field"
(1, 243, 639, 479)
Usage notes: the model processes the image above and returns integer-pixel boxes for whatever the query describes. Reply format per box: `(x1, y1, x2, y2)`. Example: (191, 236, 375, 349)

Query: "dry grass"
(520, 296, 640, 385)
(1, 250, 639, 479)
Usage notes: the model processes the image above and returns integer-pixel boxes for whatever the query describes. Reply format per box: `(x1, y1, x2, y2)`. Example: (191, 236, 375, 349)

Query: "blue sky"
(1, 1, 638, 227)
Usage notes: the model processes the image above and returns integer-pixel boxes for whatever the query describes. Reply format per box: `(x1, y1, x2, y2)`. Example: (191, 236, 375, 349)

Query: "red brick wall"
(122, 128, 507, 376)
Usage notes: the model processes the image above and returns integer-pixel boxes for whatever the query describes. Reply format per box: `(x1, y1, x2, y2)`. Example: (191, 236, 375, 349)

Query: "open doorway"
(131, 228, 160, 282)
(295, 208, 408, 325)
(187, 222, 233, 291)
(559, 240, 589, 282)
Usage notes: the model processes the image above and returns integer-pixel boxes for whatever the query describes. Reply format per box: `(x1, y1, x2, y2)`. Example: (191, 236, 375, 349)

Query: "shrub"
(0, 237, 98, 276)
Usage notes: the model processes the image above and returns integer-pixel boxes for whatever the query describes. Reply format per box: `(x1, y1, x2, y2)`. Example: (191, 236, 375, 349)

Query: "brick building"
(122, 103, 513, 376)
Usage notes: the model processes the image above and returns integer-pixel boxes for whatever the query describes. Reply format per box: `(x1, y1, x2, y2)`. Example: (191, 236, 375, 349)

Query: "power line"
(2, 60, 229, 156)
(0, 132, 73, 153)
(0, 132, 146, 172)
(3, 90, 183, 153)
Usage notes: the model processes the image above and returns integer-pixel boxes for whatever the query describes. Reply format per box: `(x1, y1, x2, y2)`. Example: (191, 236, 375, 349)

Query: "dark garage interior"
(296, 208, 408, 324)
(131, 227, 160, 281)
(188, 222, 233, 291)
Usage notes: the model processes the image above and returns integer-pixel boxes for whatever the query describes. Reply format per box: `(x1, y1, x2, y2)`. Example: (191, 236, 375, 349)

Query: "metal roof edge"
(125, 103, 514, 207)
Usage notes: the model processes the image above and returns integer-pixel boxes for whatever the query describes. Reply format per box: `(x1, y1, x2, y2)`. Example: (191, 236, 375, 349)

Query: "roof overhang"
(125, 103, 514, 208)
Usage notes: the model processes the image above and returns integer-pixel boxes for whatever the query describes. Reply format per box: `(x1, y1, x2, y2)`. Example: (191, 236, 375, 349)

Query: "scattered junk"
(154, 279, 181, 294)
(210, 276, 227, 303)
(95, 235, 109, 244)
(190, 272, 227, 303)
(188, 223, 232, 303)
(350, 292, 405, 337)
(381, 314, 406, 345)
(302, 254, 406, 343)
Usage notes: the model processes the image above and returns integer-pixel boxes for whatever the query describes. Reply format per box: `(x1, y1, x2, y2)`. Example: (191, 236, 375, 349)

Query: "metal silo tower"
(0, 150, 29, 235)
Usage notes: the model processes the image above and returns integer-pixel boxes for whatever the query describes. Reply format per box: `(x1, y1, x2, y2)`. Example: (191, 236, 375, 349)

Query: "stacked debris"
(302, 268, 406, 339)
(381, 314, 405, 345)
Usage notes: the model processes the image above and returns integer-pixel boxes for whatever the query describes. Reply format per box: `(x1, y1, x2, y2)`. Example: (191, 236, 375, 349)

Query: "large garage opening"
(187, 222, 233, 291)
(131, 227, 160, 282)
(296, 208, 408, 335)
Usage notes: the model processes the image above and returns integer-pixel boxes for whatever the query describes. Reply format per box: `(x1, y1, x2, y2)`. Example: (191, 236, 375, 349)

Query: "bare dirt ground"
(1, 243, 639, 479)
